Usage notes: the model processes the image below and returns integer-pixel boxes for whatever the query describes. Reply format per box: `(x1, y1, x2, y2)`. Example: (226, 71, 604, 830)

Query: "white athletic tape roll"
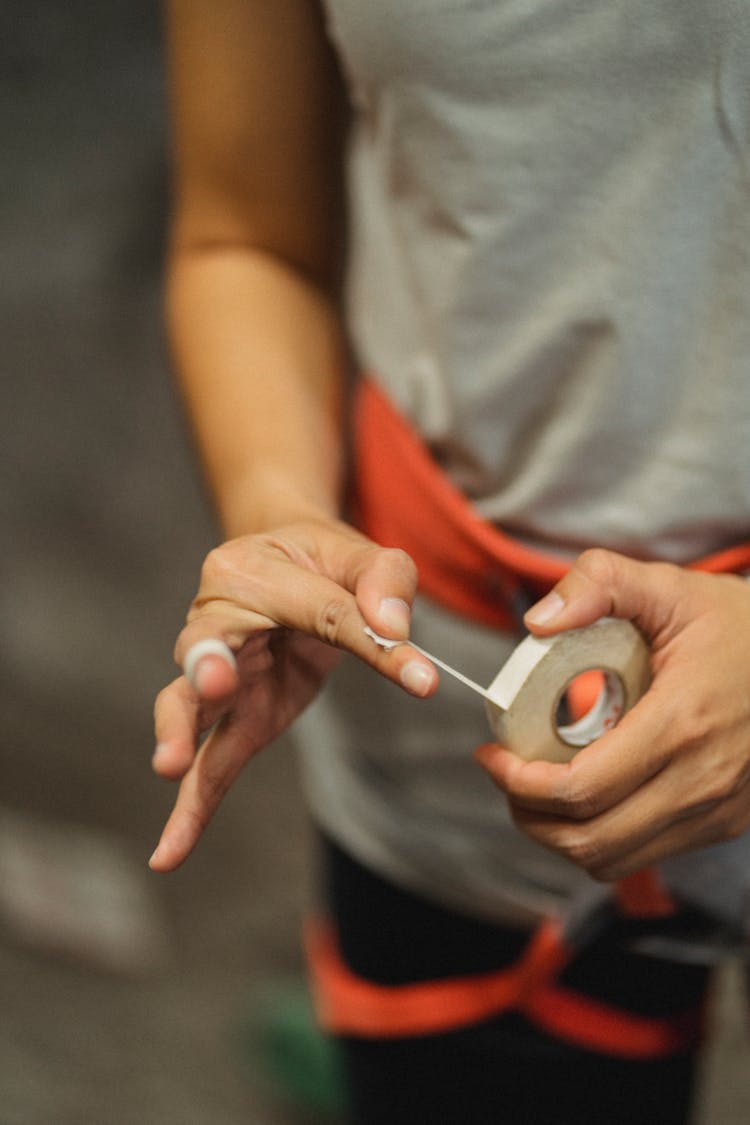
(183, 638, 237, 689)
(484, 618, 651, 763)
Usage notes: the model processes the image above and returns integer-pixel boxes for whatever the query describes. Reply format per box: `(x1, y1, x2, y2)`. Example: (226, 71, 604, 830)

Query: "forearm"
(151, 1, 435, 874)
(167, 242, 348, 538)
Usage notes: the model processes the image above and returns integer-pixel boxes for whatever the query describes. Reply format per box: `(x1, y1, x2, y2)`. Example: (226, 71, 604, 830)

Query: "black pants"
(321, 836, 711, 1125)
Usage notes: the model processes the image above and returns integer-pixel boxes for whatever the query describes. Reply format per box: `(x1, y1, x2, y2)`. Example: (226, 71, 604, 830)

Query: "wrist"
(217, 466, 341, 538)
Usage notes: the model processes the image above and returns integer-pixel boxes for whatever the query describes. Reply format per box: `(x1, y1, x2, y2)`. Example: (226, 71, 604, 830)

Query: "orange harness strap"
(615, 869, 676, 918)
(353, 377, 750, 630)
(306, 917, 704, 1058)
(332, 376, 745, 1055)
(353, 379, 565, 631)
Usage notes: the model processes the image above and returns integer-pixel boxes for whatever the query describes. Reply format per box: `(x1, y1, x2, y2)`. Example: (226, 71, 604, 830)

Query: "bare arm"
(151, 1, 435, 871)
(165, 0, 349, 535)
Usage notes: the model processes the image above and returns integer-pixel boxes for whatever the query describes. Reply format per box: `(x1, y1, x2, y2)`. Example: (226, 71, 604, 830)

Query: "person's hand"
(475, 549, 750, 881)
(150, 517, 437, 871)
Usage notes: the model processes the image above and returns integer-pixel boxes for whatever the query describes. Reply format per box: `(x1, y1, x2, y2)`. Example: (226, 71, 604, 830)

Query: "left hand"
(149, 519, 433, 871)
(475, 548, 750, 881)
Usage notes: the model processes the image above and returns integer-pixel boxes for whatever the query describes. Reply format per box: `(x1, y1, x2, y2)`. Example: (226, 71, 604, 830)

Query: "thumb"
(522, 548, 691, 642)
(349, 545, 420, 640)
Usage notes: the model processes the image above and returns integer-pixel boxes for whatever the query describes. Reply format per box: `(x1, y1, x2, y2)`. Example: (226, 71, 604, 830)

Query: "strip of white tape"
(363, 625, 493, 699)
(364, 618, 651, 763)
(183, 638, 237, 690)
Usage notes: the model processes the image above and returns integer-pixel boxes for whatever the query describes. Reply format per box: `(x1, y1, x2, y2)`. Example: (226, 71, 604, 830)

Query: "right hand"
(150, 517, 436, 871)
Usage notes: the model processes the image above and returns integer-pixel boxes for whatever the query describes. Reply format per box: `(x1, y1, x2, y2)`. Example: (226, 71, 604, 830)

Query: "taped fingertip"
(183, 638, 237, 691)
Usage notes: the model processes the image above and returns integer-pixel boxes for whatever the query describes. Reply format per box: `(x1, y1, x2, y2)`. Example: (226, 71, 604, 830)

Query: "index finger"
(177, 553, 438, 697)
(149, 722, 247, 872)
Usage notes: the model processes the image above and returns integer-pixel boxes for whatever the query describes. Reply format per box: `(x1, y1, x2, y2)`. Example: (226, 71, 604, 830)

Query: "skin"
(477, 551, 750, 882)
(151, 0, 438, 872)
(152, 0, 750, 883)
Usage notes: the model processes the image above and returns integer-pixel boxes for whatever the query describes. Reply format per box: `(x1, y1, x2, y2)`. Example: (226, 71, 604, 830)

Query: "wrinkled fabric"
(297, 0, 750, 930)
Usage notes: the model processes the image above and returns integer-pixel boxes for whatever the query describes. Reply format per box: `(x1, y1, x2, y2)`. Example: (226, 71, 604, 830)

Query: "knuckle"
(314, 596, 349, 647)
(703, 767, 742, 808)
(555, 771, 602, 820)
(667, 708, 704, 756)
(199, 544, 244, 593)
(672, 692, 714, 745)
(510, 807, 606, 876)
(564, 787, 601, 822)
(564, 833, 603, 873)
(196, 763, 230, 812)
(522, 816, 591, 870)
(200, 546, 226, 581)
(381, 546, 417, 582)
(706, 785, 750, 841)
(575, 548, 619, 588)
(546, 822, 604, 872)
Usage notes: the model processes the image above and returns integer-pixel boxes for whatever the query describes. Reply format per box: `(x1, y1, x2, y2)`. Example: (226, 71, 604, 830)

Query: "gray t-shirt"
(296, 0, 750, 925)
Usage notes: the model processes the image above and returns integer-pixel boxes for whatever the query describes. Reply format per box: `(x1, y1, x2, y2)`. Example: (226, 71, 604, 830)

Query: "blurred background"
(1, 3, 749, 1123)
(1, 3, 330, 1123)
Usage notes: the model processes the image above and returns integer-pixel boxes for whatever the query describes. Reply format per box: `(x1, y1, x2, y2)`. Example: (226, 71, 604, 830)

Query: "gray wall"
(1, 6, 314, 1122)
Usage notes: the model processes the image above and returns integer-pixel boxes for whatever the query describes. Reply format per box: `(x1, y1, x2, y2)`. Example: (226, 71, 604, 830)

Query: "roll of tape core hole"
(554, 669, 625, 748)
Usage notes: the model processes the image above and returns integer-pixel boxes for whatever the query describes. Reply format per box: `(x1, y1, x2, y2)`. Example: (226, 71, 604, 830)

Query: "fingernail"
(148, 845, 163, 869)
(152, 743, 171, 770)
(378, 597, 411, 636)
(400, 660, 434, 696)
(525, 591, 564, 626)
